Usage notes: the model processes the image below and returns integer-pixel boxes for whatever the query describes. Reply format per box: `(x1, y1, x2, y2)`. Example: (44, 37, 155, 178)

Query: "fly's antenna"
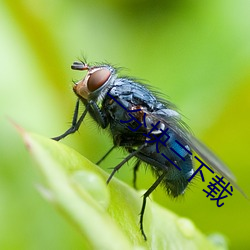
(71, 61, 89, 71)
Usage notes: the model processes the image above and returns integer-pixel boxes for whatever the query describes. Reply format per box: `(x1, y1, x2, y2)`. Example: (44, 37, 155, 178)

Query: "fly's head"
(72, 61, 116, 101)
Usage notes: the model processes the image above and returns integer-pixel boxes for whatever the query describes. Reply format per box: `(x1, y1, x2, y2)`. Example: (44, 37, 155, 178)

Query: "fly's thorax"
(73, 64, 117, 103)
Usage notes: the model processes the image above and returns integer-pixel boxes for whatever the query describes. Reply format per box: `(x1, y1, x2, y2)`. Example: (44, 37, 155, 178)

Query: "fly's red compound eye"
(87, 68, 111, 92)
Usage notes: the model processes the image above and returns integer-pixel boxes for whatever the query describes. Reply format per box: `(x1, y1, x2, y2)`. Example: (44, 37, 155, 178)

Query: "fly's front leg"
(89, 100, 108, 129)
(52, 99, 89, 141)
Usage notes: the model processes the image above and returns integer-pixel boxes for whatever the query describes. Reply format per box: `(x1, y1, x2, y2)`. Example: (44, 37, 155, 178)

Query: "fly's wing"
(143, 109, 247, 198)
(187, 133, 247, 198)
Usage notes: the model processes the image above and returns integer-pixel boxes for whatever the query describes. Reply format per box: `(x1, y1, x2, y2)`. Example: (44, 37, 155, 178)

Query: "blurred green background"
(1, 0, 250, 249)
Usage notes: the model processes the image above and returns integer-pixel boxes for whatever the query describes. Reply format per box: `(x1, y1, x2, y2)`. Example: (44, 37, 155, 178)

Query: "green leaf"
(19, 128, 226, 250)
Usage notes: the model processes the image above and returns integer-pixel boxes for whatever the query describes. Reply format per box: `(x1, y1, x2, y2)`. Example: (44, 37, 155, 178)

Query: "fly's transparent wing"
(186, 133, 247, 198)
(143, 110, 247, 198)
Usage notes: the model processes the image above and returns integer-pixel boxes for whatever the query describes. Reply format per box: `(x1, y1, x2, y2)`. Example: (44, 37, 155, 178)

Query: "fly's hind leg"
(133, 160, 141, 189)
(140, 173, 166, 240)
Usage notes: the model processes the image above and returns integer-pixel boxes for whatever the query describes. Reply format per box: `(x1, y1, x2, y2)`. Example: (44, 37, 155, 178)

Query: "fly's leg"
(52, 99, 108, 141)
(89, 100, 107, 129)
(52, 99, 89, 141)
(96, 145, 116, 165)
(133, 160, 141, 189)
(107, 144, 145, 184)
(140, 173, 166, 240)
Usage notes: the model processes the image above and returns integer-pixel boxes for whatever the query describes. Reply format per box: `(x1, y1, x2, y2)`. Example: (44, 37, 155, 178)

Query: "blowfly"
(52, 60, 245, 240)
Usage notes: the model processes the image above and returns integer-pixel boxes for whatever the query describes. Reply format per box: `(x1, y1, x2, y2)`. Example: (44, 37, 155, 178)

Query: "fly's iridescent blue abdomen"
(137, 131, 194, 197)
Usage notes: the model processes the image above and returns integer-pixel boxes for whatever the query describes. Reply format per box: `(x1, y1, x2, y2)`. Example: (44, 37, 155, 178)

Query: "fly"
(52, 60, 246, 240)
